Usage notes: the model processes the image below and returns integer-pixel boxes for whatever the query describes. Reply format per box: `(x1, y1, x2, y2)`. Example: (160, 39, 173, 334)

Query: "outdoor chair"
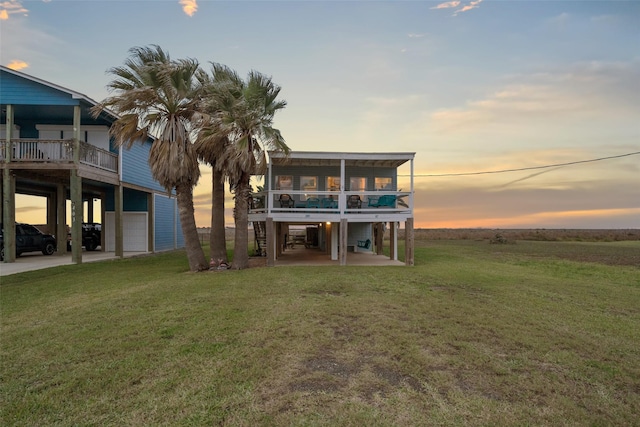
(279, 193, 294, 208)
(321, 197, 338, 209)
(357, 239, 371, 249)
(368, 194, 397, 208)
(306, 197, 320, 208)
(347, 195, 362, 209)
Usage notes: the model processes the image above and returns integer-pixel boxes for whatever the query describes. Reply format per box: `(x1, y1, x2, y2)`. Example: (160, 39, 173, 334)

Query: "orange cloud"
(0, 1, 28, 20)
(179, 0, 198, 17)
(430, 1, 460, 9)
(7, 60, 28, 70)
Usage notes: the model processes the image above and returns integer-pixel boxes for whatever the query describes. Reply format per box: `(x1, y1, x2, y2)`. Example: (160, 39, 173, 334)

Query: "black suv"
(0, 223, 57, 261)
(82, 223, 101, 251)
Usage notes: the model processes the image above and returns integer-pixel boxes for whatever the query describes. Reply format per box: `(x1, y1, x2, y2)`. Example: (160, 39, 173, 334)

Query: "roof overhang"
(268, 151, 415, 168)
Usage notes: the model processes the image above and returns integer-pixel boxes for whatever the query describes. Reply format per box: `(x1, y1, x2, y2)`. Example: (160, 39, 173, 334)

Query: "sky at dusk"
(1, 0, 639, 229)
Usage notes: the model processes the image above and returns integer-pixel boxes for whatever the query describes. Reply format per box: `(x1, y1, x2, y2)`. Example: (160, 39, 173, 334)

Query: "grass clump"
(1, 240, 639, 426)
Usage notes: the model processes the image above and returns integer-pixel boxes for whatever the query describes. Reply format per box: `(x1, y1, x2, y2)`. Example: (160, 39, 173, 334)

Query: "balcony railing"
(1, 139, 118, 173)
(250, 190, 412, 216)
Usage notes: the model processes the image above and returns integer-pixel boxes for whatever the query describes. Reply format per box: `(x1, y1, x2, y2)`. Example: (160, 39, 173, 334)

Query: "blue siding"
(121, 141, 165, 192)
(0, 71, 79, 105)
(154, 194, 176, 251)
(104, 187, 148, 212)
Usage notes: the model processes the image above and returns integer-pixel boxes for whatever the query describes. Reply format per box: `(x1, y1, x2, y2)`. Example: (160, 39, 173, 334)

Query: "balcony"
(1, 139, 118, 173)
(250, 189, 413, 223)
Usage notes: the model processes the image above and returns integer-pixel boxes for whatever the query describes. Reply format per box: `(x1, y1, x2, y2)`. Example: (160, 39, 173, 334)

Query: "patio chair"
(347, 195, 362, 209)
(321, 197, 338, 209)
(368, 195, 396, 208)
(306, 197, 320, 208)
(357, 239, 371, 249)
(279, 193, 294, 208)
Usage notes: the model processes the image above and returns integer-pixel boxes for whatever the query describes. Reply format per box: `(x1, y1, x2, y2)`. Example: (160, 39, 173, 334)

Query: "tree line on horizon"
(92, 45, 289, 272)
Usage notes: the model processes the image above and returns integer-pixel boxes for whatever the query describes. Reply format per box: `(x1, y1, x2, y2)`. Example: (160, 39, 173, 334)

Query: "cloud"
(0, 0, 28, 20)
(430, 1, 460, 10)
(431, 0, 484, 17)
(179, 0, 198, 17)
(6, 59, 28, 70)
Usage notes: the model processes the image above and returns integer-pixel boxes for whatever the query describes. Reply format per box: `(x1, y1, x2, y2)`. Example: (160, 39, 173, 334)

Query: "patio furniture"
(347, 195, 362, 209)
(357, 239, 371, 249)
(321, 197, 338, 208)
(368, 194, 396, 208)
(279, 193, 294, 208)
(306, 197, 320, 208)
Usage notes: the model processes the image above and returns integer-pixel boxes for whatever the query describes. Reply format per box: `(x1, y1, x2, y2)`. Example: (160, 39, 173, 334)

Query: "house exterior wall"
(0, 71, 77, 106)
(154, 193, 178, 252)
(121, 142, 165, 192)
(271, 165, 397, 192)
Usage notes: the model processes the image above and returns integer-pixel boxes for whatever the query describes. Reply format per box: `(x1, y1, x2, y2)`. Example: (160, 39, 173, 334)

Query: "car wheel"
(85, 238, 97, 251)
(42, 242, 56, 256)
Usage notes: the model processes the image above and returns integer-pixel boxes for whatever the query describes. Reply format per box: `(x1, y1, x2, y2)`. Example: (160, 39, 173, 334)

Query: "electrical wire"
(401, 151, 640, 177)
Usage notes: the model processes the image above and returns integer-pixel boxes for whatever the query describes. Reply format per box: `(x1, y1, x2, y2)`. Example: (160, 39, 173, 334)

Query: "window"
(349, 177, 367, 191)
(326, 176, 341, 191)
(276, 175, 293, 191)
(300, 176, 317, 201)
(375, 177, 392, 190)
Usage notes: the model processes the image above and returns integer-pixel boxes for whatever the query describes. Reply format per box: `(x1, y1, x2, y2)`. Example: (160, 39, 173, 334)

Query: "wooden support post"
(115, 184, 124, 257)
(266, 217, 275, 267)
(70, 170, 83, 264)
(56, 184, 67, 255)
(375, 222, 384, 255)
(339, 219, 348, 266)
(3, 105, 16, 263)
(70, 106, 83, 264)
(405, 217, 414, 266)
(390, 221, 397, 261)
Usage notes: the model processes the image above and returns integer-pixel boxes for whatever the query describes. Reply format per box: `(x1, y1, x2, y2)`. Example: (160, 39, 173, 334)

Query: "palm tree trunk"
(210, 167, 228, 264)
(231, 172, 250, 269)
(176, 182, 208, 271)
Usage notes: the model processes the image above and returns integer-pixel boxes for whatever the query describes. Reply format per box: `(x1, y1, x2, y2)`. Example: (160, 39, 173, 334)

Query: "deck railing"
(250, 190, 412, 215)
(0, 139, 118, 173)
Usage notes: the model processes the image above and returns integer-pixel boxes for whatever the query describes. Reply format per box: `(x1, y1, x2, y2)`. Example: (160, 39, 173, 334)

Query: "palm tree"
(198, 63, 289, 269)
(92, 45, 208, 272)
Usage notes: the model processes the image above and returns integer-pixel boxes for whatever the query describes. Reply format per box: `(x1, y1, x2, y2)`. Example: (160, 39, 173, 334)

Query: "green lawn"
(1, 239, 639, 426)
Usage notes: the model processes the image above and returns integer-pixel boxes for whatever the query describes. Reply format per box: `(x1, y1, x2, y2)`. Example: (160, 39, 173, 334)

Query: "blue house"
(250, 151, 416, 266)
(1, 65, 184, 264)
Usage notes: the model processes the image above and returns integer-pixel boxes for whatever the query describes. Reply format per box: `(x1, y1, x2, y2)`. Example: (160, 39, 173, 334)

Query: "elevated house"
(1, 65, 184, 264)
(250, 151, 415, 266)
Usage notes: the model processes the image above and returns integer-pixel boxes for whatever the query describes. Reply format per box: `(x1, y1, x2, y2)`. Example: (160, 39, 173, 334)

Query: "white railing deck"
(1, 139, 118, 173)
(250, 190, 412, 218)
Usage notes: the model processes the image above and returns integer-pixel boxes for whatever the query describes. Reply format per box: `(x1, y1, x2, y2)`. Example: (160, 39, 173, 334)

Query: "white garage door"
(105, 212, 148, 252)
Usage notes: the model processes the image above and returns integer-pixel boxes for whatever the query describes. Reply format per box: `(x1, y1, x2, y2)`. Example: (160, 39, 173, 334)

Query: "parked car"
(0, 223, 57, 261)
(82, 223, 101, 251)
(66, 223, 102, 251)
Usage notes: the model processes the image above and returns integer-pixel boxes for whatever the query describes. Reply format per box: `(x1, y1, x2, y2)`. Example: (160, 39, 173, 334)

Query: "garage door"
(104, 212, 148, 252)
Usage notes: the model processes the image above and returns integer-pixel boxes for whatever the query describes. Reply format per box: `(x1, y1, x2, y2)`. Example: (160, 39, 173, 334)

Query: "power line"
(403, 151, 640, 177)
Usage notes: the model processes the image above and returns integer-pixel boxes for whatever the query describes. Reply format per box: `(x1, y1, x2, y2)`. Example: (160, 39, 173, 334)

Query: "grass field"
(1, 237, 639, 426)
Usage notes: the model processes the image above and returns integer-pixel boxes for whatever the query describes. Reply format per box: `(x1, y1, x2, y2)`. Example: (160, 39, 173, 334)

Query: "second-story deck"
(1, 139, 119, 184)
(249, 151, 415, 224)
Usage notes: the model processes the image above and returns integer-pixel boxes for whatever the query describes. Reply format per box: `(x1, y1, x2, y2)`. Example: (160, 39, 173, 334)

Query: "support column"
(3, 105, 16, 263)
(56, 184, 67, 255)
(405, 217, 414, 266)
(70, 170, 83, 264)
(70, 106, 83, 264)
(331, 221, 338, 261)
(115, 184, 124, 257)
(266, 217, 275, 267)
(390, 221, 397, 261)
(339, 218, 347, 266)
(375, 222, 384, 255)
